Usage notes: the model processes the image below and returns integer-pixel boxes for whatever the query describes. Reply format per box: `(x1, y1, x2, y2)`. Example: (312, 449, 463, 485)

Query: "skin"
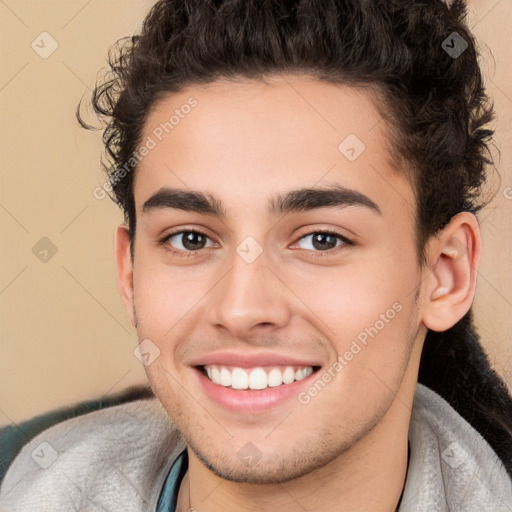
(115, 75, 481, 512)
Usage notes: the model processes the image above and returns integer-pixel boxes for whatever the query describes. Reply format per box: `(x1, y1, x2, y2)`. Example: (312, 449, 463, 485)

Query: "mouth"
(199, 364, 320, 390)
(193, 363, 322, 413)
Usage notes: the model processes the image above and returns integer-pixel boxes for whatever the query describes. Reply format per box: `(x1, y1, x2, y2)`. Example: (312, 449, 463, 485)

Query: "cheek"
(132, 254, 208, 337)
(291, 249, 418, 337)
(291, 245, 419, 383)
(131, 261, 196, 402)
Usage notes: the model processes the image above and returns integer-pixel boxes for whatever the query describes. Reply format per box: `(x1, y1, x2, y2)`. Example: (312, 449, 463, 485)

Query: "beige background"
(0, 0, 511, 426)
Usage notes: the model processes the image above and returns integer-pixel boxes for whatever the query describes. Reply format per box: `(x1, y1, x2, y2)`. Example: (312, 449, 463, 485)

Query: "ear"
(422, 212, 481, 332)
(115, 224, 136, 327)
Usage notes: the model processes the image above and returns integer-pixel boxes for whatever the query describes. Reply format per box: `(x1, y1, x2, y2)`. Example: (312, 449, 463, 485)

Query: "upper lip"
(189, 351, 322, 368)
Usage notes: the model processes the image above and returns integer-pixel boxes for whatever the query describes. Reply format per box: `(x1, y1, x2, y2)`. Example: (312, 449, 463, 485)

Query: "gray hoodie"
(0, 383, 510, 511)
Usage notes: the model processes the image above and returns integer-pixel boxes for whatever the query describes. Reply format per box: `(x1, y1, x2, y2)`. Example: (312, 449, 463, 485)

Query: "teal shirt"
(157, 448, 189, 512)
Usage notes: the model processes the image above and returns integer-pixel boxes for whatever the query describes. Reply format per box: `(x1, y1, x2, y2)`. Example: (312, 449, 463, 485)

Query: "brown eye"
(296, 230, 353, 255)
(162, 229, 214, 255)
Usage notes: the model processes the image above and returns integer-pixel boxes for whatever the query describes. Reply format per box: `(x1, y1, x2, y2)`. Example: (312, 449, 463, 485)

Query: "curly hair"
(78, 0, 512, 476)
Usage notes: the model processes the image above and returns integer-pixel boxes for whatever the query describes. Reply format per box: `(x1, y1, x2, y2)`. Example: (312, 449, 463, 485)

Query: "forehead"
(134, 75, 414, 221)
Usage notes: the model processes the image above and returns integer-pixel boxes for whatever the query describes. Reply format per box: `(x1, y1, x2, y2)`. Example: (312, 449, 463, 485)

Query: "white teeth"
(282, 367, 295, 385)
(248, 368, 268, 390)
(203, 365, 315, 390)
(295, 367, 313, 381)
(211, 367, 221, 385)
(220, 367, 231, 387)
(267, 368, 283, 387)
(231, 368, 249, 390)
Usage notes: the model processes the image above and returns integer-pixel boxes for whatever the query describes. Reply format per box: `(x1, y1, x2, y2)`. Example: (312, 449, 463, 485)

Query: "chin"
(185, 433, 354, 485)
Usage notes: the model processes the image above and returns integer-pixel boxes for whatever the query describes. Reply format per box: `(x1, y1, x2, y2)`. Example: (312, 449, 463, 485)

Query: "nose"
(207, 248, 292, 342)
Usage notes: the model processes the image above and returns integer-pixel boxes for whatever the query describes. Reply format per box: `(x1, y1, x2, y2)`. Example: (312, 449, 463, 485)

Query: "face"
(119, 75, 427, 484)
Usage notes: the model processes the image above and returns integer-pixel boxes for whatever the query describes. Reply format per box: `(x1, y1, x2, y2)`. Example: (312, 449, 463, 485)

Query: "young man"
(1, 0, 511, 511)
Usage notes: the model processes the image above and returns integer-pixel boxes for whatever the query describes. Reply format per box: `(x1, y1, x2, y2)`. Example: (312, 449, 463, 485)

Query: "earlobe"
(115, 224, 136, 327)
(422, 212, 481, 332)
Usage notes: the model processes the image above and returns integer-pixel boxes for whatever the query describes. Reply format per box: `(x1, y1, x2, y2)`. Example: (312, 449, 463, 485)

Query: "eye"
(294, 230, 353, 257)
(158, 228, 354, 258)
(159, 229, 215, 257)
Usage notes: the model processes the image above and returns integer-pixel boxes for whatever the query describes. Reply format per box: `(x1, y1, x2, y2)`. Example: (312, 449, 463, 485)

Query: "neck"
(176, 389, 413, 512)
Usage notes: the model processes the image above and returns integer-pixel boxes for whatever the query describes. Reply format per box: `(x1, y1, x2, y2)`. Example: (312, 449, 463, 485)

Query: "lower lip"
(195, 367, 319, 413)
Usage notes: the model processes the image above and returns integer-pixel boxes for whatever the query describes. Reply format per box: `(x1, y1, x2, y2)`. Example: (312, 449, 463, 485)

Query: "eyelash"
(158, 228, 354, 259)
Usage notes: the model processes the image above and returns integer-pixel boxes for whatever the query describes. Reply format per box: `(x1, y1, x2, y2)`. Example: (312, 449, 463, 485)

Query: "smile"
(203, 364, 315, 390)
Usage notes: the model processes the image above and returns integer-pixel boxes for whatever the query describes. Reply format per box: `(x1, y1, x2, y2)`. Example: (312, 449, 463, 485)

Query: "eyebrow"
(141, 184, 382, 218)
